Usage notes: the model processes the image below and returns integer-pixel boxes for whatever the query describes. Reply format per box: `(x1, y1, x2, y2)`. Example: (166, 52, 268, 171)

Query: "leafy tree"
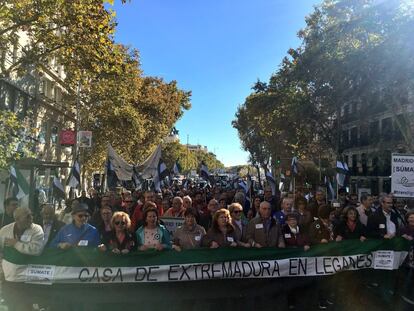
(1, 1, 193, 177)
(234, 0, 414, 173)
(0, 110, 35, 168)
(161, 142, 224, 175)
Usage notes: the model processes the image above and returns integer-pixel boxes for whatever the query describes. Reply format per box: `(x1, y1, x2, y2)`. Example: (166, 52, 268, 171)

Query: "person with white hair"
(0, 207, 44, 255)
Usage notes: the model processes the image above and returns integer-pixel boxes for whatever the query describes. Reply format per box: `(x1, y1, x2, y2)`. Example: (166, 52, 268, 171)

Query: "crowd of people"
(1, 184, 414, 309)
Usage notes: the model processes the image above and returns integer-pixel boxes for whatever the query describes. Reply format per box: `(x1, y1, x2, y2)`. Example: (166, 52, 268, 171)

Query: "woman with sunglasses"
(98, 212, 137, 254)
(229, 203, 250, 248)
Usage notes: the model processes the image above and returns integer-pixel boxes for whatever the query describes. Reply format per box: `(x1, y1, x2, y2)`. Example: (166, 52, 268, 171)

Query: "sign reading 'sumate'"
(391, 154, 414, 198)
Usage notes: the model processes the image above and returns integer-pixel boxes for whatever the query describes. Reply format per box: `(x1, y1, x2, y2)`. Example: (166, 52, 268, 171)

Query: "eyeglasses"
(77, 214, 89, 218)
(114, 221, 126, 226)
(233, 210, 242, 214)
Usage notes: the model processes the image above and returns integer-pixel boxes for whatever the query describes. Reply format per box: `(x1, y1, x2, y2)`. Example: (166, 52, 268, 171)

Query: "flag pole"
(293, 176, 296, 208)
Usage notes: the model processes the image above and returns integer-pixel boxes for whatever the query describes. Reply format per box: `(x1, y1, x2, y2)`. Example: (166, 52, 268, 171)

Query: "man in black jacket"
(367, 194, 398, 239)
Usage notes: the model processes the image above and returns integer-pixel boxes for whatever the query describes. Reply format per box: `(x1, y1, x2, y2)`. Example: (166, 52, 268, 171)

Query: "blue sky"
(112, 0, 320, 167)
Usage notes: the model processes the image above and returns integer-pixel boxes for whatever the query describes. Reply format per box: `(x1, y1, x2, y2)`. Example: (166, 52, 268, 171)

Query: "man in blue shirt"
(50, 203, 100, 249)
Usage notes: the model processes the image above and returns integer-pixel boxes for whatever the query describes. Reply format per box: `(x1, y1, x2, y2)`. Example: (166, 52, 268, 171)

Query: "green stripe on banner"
(3, 238, 410, 267)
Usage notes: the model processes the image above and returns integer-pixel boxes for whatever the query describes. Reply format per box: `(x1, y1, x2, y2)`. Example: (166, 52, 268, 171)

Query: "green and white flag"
(9, 166, 29, 200)
(52, 176, 65, 200)
(1, 238, 410, 285)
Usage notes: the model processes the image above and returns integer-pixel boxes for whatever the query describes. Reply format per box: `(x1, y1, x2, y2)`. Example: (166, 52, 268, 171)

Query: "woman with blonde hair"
(98, 211, 137, 254)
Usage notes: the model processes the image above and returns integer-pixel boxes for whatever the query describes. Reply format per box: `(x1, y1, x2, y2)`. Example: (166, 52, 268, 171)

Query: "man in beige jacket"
(0, 207, 44, 255)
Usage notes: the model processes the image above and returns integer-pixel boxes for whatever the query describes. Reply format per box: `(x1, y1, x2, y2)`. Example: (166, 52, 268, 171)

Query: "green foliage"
(0, 110, 35, 168)
(233, 0, 414, 169)
(161, 142, 224, 174)
(1, 1, 192, 174)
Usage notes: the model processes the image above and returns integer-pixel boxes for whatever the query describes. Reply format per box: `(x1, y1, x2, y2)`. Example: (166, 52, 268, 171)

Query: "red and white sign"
(60, 130, 76, 146)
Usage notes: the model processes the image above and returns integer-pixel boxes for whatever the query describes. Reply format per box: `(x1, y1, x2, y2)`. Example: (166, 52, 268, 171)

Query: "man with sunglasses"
(50, 203, 100, 249)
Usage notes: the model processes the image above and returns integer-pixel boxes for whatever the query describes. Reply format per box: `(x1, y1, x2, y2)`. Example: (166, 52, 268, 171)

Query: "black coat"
(367, 208, 398, 239)
(308, 219, 333, 245)
(42, 219, 66, 246)
(334, 220, 366, 240)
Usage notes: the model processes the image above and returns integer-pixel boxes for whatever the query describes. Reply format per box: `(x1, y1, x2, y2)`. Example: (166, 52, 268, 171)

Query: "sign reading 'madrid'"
(2, 239, 409, 284)
(392, 153, 414, 198)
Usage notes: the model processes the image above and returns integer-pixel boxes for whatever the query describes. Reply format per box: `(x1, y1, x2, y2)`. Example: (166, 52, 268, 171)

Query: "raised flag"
(291, 157, 298, 176)
(107, 144, 134, 181)
(279, 173, 285, 191)
(9, 166, 29, 200)
(246, 174, 253, 200)
(135, 145, 161, 179)
(336, 160, 350, 187)
(158, 159, 169, 181)
(200, 162, 209, 182)
(238, 180, 248, 193)
(105, 158, 119, 190)
(265, 170, 276, 195)
(53, 176, 65, 200)
(172, 160, 181, 175)
(68, 160, 81, 188)
(324, 176, 335, 200)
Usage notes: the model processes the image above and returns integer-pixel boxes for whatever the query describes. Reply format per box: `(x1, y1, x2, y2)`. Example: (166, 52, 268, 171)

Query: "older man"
(50, 203, 100, 249)
(246, 201, 285, 248)
(165, 197, 185, 217)
(0, 207, 44, 255)
(274, 198, 294, 225)
(37, 204, 65, 247)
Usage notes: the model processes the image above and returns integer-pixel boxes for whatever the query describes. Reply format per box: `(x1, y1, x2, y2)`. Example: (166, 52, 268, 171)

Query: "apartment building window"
(54, 87, 62, 103)
(341, 130, 349, 148)
(39, 79, 46, 95)
(361, 153, 367, 175)
(352, 154, 358, 174)
(394, 115, 404, 140)
(381, 117, 393, 140)
(369, 120, 380, 142)
(14, 92, 28, 116)
(350, 127, 358, 147)
(348, 102, 356, 114)
(360, 123, 369, 145)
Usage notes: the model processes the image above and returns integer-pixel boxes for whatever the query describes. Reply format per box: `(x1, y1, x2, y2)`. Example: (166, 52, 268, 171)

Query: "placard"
(391, 154, 414, 198)
(26, 265, 55, 285)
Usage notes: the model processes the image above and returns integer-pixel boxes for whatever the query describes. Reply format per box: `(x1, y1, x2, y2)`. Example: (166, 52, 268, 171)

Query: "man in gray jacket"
(246, 201, 285, 248)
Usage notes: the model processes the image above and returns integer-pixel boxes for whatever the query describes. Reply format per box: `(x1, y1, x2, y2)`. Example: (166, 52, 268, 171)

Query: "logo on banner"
(26, 265, 56, 285)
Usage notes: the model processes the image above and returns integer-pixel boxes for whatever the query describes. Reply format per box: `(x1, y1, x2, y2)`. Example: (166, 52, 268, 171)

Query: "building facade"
(0, 30, 76, 208)
(339, 99, 414, 195)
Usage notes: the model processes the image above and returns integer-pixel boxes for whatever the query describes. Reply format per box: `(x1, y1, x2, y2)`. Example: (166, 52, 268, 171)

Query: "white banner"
(160, 217, 185, 235)
(2, 250, 407, 284)
(391, 154, 414, 198)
